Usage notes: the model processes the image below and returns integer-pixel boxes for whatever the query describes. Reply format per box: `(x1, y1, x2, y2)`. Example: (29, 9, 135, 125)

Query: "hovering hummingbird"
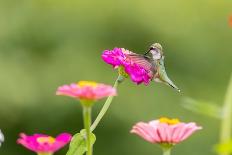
(127, 43, 180, 92)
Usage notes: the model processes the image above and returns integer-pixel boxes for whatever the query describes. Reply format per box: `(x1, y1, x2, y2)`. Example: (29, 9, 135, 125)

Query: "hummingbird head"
(150, 43, 163, 51)
(145, 43, 163, 60)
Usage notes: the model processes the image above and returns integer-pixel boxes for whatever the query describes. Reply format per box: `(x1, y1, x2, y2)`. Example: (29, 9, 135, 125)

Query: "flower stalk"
(38, 153, 53, 155)
(83, 106, 92, 155)
(162, 148, 171, 155)
(91, 75, 123, 132)
(219, 74, 232, 155)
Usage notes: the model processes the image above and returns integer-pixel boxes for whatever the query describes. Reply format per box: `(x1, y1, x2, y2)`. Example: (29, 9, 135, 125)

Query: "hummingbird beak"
(144, 50, 150, 55)
(157, 58, 180, 92)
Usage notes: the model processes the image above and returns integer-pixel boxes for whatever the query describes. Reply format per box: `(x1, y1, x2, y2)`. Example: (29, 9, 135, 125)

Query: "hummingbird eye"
(149, 47, 156, 50)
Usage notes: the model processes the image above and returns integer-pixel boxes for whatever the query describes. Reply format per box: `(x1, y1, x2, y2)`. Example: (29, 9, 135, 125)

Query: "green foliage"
(182, 75, 232, 155)
(215, 140, 232, 154)
(66, 130, 96, 155)
(181, 97, 222, 119)
(219, 75, 232, 155)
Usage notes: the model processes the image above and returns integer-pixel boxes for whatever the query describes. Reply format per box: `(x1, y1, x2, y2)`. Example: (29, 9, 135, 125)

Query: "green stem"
(90, 75, 123, 132)
(219, 74, 232, 155)
(162, 148, 171, 155)
(37, 153, 53, 155)
(83, 106, 92, 155)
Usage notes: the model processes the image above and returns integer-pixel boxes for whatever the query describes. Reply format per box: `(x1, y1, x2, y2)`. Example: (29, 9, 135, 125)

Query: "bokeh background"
(0, 0, 232, 155)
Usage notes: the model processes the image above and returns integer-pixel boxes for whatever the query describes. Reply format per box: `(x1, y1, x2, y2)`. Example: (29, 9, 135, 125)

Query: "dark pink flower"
(131, 117, 202, 145)
(125, 64, 151, 85)
(102, 48, 152, 85)
(56, 81, 117, 102)
(101, 48, 127, 68)
(17, 133, 72, 154)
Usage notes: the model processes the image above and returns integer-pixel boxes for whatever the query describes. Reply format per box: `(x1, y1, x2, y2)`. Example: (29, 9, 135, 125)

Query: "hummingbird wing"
(126, 53, 155, 77)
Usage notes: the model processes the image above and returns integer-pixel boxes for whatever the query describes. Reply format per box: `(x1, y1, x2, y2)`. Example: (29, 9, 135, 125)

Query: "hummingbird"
(127, 43, 180, 92)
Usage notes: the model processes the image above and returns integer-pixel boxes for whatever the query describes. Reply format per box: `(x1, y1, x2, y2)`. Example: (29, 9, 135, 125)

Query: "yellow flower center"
(37, 136, 55, 144)
(77, 81, 98, 87)
(118, 66, 129, 78)
(159, 117, 180, 125)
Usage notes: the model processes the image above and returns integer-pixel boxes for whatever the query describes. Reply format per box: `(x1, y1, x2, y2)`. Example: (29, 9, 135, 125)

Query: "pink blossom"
(102, 48, 153, 85)
(101, 48, 127, 68)
(125, 64, 151, 85)
(17, 133, 72, 154)
(56, 81, 117, 102)
(131, 117, 202, 144)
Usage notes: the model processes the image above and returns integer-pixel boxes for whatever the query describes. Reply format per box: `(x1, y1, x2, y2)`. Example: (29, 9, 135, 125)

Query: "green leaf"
(181, 97, 223, 119)
(215, 140, 232, 154)
(66, 130, 96, 155)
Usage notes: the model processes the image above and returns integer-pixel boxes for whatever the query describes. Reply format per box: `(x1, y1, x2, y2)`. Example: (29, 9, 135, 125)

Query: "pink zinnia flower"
(131, 117, 202, 145)
(102, 48, 153, 85)
(101, 48, 128, 68)
(56, 81, 117, 103)
(17, 133, 72, 154)
(125, 63, 151, 85)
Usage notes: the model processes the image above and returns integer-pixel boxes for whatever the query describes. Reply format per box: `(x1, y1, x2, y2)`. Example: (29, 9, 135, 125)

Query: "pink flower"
(56, 81, 117, 103)
(125, 64, 151, 85)
(17, 133, 72, 154)
(101, 48, 127, 68)
(131, 117, 202, 145)
(102, 48, 153, 85)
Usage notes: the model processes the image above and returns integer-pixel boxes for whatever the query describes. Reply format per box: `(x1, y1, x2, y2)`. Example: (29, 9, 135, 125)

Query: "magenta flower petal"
(131, 117, 202, 145)
(17, 133, 72, 154)
(125, 64, 151, 85)
(102, 48, 126, 68)
(102, 48, 153, 85)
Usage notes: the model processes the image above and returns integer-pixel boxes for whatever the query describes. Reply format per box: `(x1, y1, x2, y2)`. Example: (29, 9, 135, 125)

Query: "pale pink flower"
(102, 48, 153, 85)
(56, 81, 117, 102)
(17, 133, 72, 154)
(131, 117, 202, 145)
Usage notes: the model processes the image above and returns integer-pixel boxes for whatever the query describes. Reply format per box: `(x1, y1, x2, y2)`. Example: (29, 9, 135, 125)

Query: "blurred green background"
(0, 0, 232, 155)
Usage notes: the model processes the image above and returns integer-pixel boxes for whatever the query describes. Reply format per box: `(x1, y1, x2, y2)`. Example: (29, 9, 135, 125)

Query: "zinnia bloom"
(56, 81, 117, 104)
(0, 130, 4, 147)
(17, 133, 72, 154)
(102, 48, 153, 85)
(131, 117, 202, 145)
